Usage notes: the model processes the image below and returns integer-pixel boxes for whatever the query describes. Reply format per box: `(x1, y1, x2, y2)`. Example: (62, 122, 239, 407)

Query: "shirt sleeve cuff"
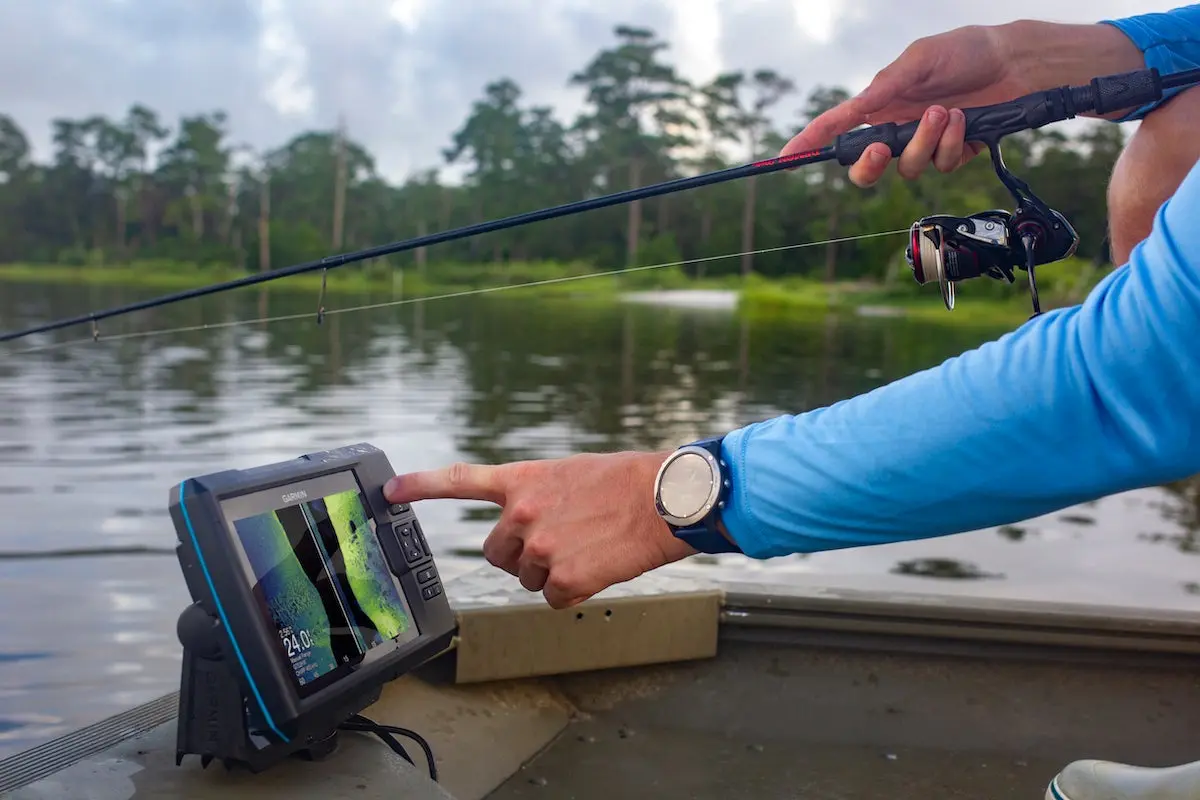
(719, 423, 790, 560)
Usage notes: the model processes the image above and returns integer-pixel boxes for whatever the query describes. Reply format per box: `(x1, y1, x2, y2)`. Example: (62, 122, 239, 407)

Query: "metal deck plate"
(485, 718, 1065, 800)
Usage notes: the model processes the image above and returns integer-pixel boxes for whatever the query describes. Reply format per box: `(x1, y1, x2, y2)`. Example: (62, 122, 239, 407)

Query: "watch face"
(657, 450, 718, 526)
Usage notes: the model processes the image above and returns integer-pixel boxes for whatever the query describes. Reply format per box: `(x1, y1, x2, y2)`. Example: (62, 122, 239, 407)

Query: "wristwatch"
(652, 436, 741, 554)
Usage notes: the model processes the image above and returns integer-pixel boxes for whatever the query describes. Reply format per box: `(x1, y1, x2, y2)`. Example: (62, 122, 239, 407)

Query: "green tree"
(800, 86, 853, 282)
(0, 114, 30, 180)
(0, 114, 34, 262)
(86, 115, 140, 257)
(570, 25, 696, 266)
(444, 78, 532, 261)
(156, 112, 231, 247)
(734, 71, 795, 276)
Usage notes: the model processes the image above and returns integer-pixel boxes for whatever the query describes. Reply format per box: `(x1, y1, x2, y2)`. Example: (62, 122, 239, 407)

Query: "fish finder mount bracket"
(174, 601, 350, 771)
(169, 443, 455, 774)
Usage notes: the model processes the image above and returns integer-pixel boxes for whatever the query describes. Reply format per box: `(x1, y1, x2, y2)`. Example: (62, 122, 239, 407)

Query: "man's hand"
(783, 25, 1022, 187)
(383, 451, 698, 609)
(783, 20, 1145, 188)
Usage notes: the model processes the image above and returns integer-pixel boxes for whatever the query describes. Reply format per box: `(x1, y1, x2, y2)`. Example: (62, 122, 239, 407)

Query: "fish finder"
(168, 443, 455, 773)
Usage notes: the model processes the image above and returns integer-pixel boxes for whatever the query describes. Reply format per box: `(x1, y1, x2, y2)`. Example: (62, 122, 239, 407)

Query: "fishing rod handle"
(832, 67, 1165, 166)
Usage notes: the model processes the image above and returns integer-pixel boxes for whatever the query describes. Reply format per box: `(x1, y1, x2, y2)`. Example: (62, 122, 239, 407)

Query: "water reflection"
(891, 558, 1005, 580)
(1143, 477, 1200, 555)
(997, 525, 1029, 541)
(1, 280, 1199, 758)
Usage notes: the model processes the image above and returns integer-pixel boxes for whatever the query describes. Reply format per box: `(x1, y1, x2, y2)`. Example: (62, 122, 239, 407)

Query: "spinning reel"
(905, 143, 1079, 316)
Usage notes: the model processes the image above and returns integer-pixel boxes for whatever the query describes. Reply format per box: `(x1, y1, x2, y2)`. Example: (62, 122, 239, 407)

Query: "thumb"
(853, 63, 910, 117)
(780, 98, 868, 156)
(779, 63, 913, 157)
(777, 99, 864, 154)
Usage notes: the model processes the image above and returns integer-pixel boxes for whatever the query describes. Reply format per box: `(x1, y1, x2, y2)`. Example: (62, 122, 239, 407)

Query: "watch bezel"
(653, 444, 722, 528)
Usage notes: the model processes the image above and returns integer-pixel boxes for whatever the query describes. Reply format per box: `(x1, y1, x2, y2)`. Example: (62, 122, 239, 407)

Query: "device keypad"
(397, 523, 425, 564)
(384, 504, 441, 601)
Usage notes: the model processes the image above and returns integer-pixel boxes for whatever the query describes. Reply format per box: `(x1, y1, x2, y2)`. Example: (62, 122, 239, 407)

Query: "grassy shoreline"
(0, 259, 1086, 327)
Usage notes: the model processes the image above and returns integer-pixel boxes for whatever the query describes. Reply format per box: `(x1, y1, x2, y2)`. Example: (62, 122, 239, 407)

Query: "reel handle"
(832, 67, 1164, 166)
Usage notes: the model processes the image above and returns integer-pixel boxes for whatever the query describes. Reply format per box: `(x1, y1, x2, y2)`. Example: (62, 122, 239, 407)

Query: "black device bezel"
(168, 443, 455, 743)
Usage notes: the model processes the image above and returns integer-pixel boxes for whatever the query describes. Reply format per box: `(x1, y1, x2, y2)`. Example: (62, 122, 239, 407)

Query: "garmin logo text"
(281, 490, 308, 503)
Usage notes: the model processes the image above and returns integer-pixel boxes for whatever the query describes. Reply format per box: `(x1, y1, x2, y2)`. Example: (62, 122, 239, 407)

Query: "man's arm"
(1102, 5, 1200, 120)
(719, 156, 1200, 559)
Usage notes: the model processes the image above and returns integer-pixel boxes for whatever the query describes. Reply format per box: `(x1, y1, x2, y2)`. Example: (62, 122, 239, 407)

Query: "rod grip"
(1088, 68, 1163, 115)
(831, 67, 1164, 166)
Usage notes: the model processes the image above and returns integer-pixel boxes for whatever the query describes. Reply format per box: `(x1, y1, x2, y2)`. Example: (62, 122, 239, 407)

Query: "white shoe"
(1046, 758, 1200, 799)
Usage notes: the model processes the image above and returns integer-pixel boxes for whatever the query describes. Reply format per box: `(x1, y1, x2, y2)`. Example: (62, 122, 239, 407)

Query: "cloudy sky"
(0, 0, 1185, 183)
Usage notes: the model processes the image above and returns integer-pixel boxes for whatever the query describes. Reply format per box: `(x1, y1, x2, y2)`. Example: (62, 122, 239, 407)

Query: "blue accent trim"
(1047, 777, 1070, 800)
(178, 481, 290, 744)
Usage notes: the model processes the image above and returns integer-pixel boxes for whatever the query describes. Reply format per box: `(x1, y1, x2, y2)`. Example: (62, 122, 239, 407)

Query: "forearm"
(720, 158, 1200, 560)
(998, 6, 1200, 121)
(998, 18, 1146, 109)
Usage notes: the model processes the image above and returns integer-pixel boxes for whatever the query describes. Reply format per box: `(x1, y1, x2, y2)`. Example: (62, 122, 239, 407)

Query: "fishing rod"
(3, 64, 1199, 345)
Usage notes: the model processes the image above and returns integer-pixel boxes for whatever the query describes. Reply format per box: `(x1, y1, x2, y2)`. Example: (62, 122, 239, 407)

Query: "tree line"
(0, 25, 1127, 283)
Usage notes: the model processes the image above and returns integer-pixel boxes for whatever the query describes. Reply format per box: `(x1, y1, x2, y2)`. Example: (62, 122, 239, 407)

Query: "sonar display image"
(232, 488, 414, 691)
(321, 489, 412, 640)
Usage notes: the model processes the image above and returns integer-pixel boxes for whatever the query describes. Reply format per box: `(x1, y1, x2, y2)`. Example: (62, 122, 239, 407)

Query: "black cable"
(338, 713, 438, 782)
(340, 721, 414, 766)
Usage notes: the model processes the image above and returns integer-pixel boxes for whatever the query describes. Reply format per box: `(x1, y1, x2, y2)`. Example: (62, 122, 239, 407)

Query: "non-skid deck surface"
(487, 717, 1069, 800)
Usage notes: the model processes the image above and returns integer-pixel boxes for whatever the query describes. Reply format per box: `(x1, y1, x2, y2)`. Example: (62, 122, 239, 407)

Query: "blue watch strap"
(674, 521, 742, 554)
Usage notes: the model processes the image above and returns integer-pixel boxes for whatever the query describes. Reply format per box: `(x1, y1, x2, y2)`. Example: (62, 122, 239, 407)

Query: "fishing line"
(2, 230, 908, 356)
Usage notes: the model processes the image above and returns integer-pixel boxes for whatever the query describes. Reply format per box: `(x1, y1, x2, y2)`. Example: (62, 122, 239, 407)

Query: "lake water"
(0, 278, 1196, 759)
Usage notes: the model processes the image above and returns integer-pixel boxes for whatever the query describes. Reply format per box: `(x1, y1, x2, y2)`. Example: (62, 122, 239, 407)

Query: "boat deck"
(487, 716, 1067, 799)
(3, 569, 1198, 800)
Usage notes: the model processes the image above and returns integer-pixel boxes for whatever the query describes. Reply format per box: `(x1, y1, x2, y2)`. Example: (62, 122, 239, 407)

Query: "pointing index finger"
(383, 461, 508, 505)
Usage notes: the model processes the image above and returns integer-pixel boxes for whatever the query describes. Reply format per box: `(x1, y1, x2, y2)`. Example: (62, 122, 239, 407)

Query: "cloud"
(0, 0, 1187, 183)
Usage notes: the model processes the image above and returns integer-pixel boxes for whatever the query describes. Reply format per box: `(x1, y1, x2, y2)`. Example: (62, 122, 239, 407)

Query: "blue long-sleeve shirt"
(719, 5, 1200, 559)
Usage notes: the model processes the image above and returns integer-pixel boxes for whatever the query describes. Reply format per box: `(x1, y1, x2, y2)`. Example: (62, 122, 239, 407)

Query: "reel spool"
(908, 220, 952, 309)
(907, 210, 1014, 311)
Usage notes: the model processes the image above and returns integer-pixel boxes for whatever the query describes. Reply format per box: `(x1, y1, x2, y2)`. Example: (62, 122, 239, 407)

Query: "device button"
(416, 567, 436, 584)
(421, 583, 442, 601)
(398, 524, 413, 539)
(389, 503, 409, 516)
(412, 522, 430, 555)
(402, 540, 424, 564)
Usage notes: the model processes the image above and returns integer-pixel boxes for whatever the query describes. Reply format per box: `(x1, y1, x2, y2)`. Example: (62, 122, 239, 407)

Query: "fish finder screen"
(223, 473, 419, 696)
